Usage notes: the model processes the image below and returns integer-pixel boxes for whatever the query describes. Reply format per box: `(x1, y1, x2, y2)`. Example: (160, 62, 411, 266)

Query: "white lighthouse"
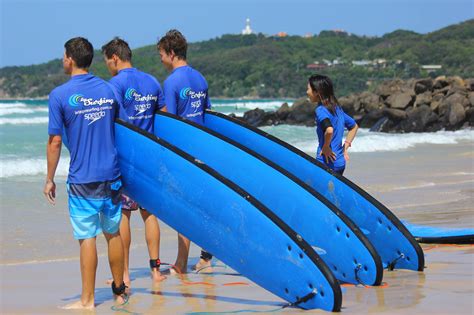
(242, 18, 253, 35)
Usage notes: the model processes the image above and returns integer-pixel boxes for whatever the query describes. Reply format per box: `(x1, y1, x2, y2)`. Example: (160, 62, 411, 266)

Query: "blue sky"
(1, 0, 472, 67)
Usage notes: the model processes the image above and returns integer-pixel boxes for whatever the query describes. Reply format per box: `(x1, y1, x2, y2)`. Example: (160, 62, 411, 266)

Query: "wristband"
(344, 140, 351, 147)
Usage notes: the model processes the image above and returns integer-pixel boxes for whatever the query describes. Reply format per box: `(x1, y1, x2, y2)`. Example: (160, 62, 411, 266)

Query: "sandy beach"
(1, 140, 473, 314)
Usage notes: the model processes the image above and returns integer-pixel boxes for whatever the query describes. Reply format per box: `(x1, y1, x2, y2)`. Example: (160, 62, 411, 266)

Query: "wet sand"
(1, 142, 473, 314)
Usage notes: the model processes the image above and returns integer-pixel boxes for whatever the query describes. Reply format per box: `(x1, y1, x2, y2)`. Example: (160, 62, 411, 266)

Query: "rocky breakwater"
(237, 76, 474, 133)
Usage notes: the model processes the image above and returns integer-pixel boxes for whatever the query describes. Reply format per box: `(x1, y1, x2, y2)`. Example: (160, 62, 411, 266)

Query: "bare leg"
(174, 233, 190, 274)
(104, 231, 125, 303)
(140, 209, 166, 282)
(62, 237, 97, 310)
(120, 210, 132, 287)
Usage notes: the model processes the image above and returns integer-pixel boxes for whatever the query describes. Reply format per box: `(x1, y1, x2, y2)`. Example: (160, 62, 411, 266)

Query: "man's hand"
(320, 145, 336, 164)
(44, 179, 56, 205)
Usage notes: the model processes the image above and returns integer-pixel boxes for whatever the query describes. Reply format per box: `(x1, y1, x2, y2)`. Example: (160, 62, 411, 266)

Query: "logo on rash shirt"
(68, 94, 84, 107)
(179, 87, 191, 100)
(84, 111, 106, 125)
(134, 104, 151, 115)
(179, 88, 206, 112)
(179, 88, 206, 100)
(68, 94, 114, 107)
(125, 88, 138, 101)
(125, 88, 158, 103)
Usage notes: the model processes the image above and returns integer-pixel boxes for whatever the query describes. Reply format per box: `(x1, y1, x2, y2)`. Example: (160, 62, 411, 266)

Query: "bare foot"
(161, 264, 185, 275)
(193, 259, 213, 273)
(173, 263, 187, 274)
(60, 300, 94, 310)
(114, 292, 129, 305)
(151, 269, 167, 282)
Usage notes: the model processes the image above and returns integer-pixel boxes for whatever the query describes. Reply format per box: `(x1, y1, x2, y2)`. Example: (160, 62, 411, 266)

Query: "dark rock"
(399, 105, 438, 132)
(375, 79, 406, 98)
(469, 92, 474, 107)
(386, 92, 414, 109)
(465, 108, 474, 126)
(438, 93, 470, 117)
(425, 122, 444, 132)
(369, 117, 399, 133)
(465, 78, 474, 91)
(242, 108, 278, 127)
(430, 93, 444, 113)
(447, 76, 465, 88)
(446, 103, 466, 129)
(433, 76, 449, 90)
(383, 108, 408, 121)
(286, 98, 316, 126)
(359, 92, 382, 112)
(414, 79, 433, 94)
(359, 109, 385, 128)
(446, 85, 468, 98)
(276, 102, 291, 120)
(415, 92, 432, 107)
(242, 108, 266, 126)
(338, 96, 356, 115)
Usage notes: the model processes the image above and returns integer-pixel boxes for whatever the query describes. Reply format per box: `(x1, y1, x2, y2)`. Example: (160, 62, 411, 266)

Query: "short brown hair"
(101, 37, 132, 62)
(64, 37, 93, 69)
(157, 29, 187, 60)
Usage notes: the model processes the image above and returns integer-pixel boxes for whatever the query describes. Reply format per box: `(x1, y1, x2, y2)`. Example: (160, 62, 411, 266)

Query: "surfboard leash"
(354, 264, 369, 287)
(387, 253, 405, 271)
(160, 261, 250, 287)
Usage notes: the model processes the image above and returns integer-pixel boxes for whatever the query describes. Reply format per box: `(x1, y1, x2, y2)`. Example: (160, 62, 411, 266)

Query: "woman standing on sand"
(307, 74, 359, 175)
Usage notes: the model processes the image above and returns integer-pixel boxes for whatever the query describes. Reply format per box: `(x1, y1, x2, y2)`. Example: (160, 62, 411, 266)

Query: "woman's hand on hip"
(320, 145, 336, 164)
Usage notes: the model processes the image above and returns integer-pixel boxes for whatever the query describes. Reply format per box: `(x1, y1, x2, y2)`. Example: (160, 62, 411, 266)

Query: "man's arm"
(44, 135, 62, 205)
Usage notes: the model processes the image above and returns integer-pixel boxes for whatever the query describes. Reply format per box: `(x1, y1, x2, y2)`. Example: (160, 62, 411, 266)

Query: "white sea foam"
(0, 158, 69, 178)
(0, 117, 49, 125)
(351, 129, 474, 152)
(0, 107, 48, 116)
(262, 126, 474, 154)
(0, 102, 28, 109)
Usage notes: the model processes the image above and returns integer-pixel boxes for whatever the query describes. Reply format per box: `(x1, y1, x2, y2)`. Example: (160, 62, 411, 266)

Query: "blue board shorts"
(67, 178, 123, 240)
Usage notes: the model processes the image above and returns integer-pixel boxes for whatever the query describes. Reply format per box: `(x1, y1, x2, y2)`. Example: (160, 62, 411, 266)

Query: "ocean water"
(0, 99, 472, 180)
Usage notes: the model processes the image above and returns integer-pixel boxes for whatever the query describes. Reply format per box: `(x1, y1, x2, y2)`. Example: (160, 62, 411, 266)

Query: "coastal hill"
(0, 19, 473, 99)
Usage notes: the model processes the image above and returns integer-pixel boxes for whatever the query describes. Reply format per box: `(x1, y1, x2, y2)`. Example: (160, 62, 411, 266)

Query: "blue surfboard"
(115, 119, 342, 311)
(154, 112, 383, 286)
(202, 110, 425, 272)
(403, 222, 474, 244)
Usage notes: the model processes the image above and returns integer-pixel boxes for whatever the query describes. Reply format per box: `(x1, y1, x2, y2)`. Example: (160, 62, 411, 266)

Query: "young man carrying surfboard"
(43, 37, 127, 310)
(157, 29, 214, 273)
(102, 37, 167, 286)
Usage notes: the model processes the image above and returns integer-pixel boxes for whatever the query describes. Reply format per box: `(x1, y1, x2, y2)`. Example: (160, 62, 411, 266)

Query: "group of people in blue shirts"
(43, 30, 358, 310)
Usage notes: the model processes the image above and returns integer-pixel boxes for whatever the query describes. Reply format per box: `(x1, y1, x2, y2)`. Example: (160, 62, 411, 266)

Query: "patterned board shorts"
(67, 178, 123, 240)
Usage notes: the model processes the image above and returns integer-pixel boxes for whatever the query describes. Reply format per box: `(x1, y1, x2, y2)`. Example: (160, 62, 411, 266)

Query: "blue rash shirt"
(163, 65, 211, 125)
(48, 73, 120, 184)
(109, 67, 165, 133)
(315, 104, 356, 171)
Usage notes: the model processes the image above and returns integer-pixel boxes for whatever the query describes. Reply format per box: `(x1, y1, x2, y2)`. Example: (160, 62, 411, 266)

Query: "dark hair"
(101, 37, 132, 62)
(64, 37, 94, 69)
(157, 29, 187, 60)
(308, 74, 339, 113)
